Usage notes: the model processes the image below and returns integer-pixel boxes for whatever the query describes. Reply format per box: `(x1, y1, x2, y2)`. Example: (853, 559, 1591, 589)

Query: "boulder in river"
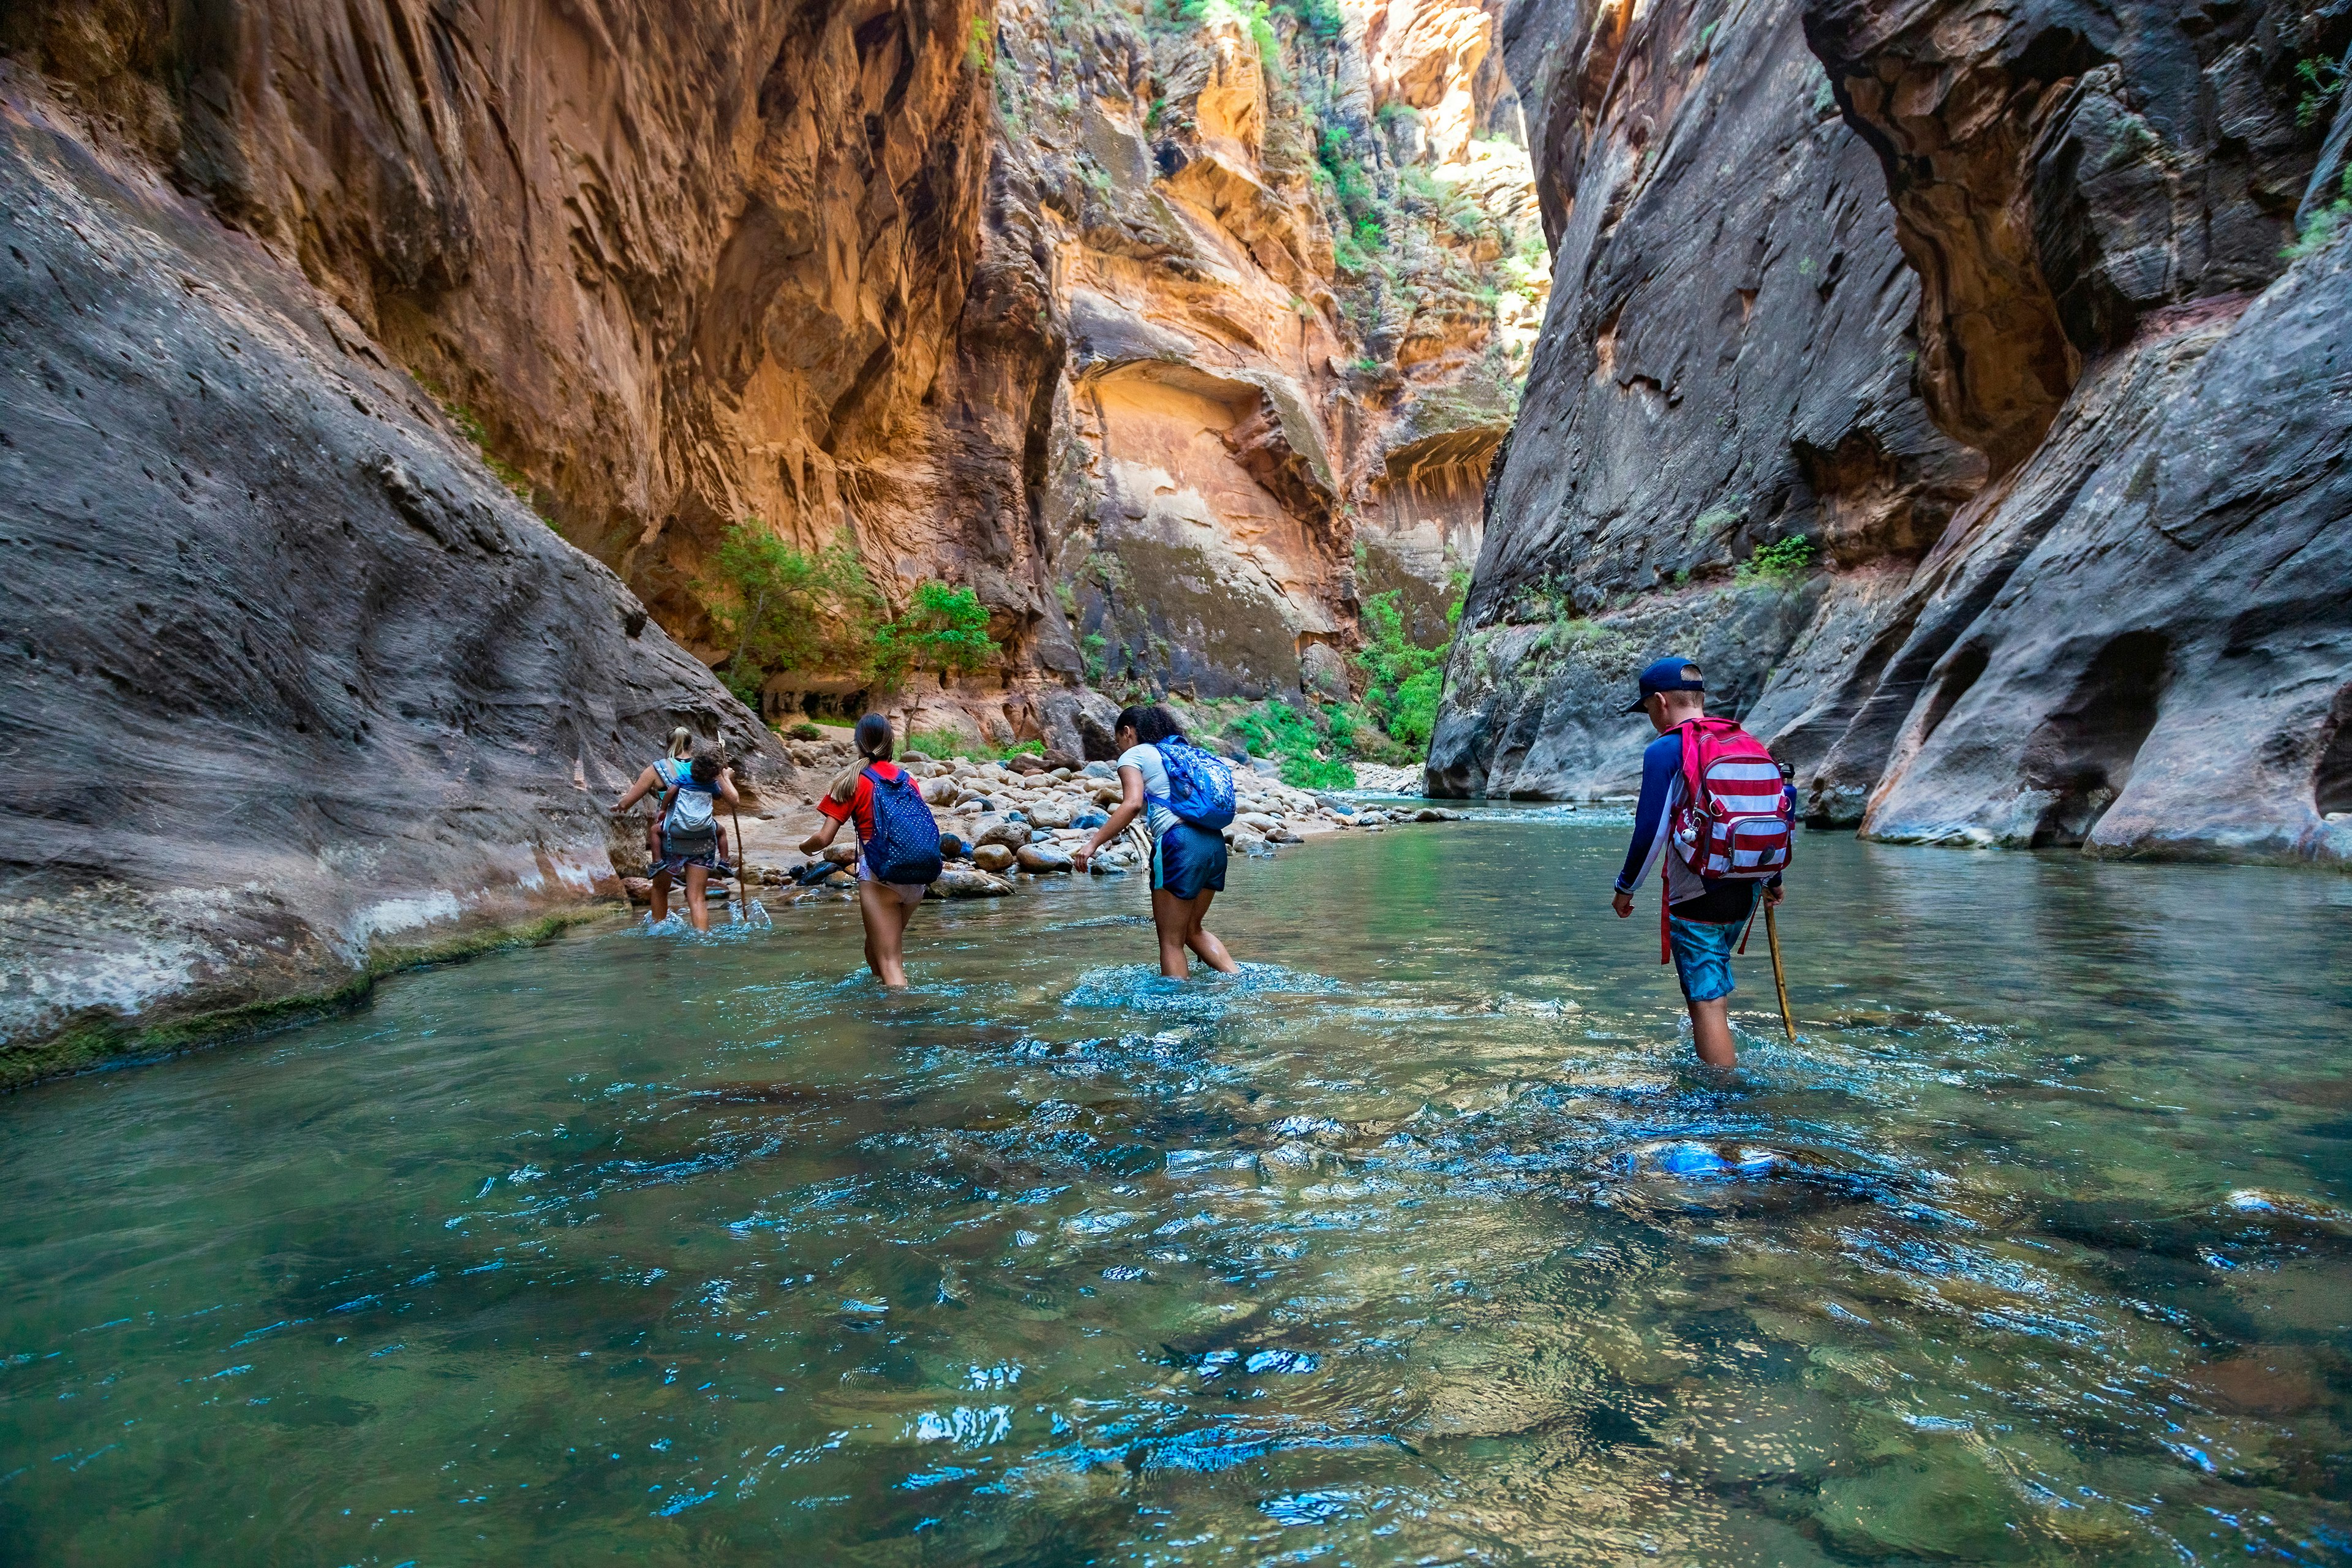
(1025, 797, 1076, 829)
(974, 819, 1031, 851)
(1016, 844, 1074, 873)
(971, 843, 1017, 873)
(929, 867, 1012, 899)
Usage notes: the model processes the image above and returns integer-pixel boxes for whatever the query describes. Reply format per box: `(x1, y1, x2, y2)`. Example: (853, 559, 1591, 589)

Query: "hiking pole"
(730, 805, 748, 925)
(1764, 900, 1796, 1041)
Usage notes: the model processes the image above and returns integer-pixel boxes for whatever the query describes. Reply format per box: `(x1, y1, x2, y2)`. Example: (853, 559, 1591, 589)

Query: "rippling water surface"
(3, 815, 2350, 1564)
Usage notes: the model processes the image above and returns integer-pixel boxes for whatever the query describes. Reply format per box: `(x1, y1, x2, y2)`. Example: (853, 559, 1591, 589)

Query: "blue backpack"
(1150, 738, 1236, 831)
(862, 766, 943, 884)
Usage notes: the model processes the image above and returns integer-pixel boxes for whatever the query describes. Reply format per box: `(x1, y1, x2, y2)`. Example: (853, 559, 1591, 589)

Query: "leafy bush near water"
(1355, 589, 1451, 750)
(1188, 573, 1468, 785)
(906, 731, 1043, 763)
(699, 522, 1001, 709)
(1229, 701, 1358, 788)
(871, 581, 999, 687)
(701, 528, 883, 707)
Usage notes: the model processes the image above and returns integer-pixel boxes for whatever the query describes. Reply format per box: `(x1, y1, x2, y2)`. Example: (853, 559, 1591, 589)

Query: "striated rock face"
(2, 0, 993, 651)
(1436, 0, 2352, 867)
(0, 78, 789, 1075)
(1434, 0, 1981, 799)
(1807, 0, 2352, 861)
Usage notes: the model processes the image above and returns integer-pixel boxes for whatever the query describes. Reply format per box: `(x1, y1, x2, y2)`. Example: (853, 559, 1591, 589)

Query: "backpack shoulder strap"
(1678, 719, 1705, 805)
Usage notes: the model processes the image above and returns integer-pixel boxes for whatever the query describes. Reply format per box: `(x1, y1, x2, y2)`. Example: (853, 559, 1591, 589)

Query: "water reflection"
(0, 820, 2346, 1564)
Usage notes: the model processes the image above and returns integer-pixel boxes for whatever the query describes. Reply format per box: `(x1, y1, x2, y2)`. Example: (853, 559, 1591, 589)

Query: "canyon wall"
(1434, 0, 2352, 867)
(0, 73, 788, 1080)
(2, 0, 1000, 656)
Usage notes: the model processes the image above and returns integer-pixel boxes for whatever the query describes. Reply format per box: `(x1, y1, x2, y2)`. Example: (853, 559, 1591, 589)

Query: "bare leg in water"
(1686, 997, 1735, 1069)
(858, 880, 917, 986)
(684, 864, 712, 933)
(1151, 886, 1237, 980)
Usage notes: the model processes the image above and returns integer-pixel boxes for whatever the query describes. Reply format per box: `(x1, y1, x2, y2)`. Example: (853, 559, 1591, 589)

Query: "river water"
(2, 813, 2348, 1565)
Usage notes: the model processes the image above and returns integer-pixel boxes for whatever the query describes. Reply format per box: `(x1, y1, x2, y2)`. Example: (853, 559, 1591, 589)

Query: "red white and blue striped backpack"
(1671, 717, 1794, 878)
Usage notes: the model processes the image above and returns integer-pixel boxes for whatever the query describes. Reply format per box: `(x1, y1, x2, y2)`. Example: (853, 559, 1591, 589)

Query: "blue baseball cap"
(1621, 655, 1705, 714)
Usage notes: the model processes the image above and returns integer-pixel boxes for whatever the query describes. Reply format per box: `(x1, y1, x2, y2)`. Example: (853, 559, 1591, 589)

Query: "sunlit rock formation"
(925, 0, 1547, 736)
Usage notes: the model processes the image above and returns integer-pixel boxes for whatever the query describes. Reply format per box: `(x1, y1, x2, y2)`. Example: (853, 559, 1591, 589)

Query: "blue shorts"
(1667, 914, 1741, 1003)
(1152, 823, 1228, 899)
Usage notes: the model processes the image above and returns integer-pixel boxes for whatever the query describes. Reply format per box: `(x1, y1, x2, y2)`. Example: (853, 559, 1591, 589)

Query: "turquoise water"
(2, 815, 2348, 1564)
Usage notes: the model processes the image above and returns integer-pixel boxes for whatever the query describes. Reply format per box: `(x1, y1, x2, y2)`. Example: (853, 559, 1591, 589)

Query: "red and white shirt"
(816, 761, 906, 845)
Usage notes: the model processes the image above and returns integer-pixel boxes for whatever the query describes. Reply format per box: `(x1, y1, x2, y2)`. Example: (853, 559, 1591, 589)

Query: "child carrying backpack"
(1072, 704, 1240, 980)
(1608, 657, 1795, 1068)
(801, 713, 941, 987)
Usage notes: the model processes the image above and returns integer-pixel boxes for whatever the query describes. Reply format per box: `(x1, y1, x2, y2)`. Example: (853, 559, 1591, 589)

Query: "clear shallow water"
(3, 818, 2349, 1565)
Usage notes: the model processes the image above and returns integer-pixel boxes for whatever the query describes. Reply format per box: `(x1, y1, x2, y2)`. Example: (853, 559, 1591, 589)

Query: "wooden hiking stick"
(1765, 901, 1796, 1041)
(731, 806, 749, 921)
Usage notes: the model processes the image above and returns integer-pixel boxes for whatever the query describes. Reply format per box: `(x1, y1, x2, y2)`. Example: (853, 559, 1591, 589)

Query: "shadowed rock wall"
(1433, 0, 2352, 868)
(1432, 0, 1981, 801)
(0, 79, 789, 1076)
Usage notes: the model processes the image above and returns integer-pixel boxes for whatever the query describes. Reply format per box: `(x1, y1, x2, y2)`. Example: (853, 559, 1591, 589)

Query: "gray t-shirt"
(1118, 744, 1180, 839)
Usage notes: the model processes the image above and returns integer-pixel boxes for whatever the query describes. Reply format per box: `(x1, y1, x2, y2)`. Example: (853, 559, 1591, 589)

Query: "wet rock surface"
(0, 82, 786, 1073)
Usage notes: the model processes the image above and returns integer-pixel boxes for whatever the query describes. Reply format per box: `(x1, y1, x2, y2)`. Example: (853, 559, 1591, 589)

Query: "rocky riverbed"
(620, 741, 1464, 911)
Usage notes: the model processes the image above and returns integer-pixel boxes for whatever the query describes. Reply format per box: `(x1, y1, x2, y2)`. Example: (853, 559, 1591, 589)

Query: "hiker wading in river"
(801, 714, 943, 988)
(1610, 657, 1796, 1068)
(1072, 705, 1240, 980)
(612, 742, 740, 932)
(614, 728, 732, 874)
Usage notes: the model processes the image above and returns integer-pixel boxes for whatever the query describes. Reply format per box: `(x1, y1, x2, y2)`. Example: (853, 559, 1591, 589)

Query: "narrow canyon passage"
(2, 0, 2350, 1554)
(2, 818, 2346, 1564)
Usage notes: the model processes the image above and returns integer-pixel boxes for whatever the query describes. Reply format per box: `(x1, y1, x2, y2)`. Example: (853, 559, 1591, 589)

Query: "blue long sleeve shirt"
(1615, 729, 1789, 918)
